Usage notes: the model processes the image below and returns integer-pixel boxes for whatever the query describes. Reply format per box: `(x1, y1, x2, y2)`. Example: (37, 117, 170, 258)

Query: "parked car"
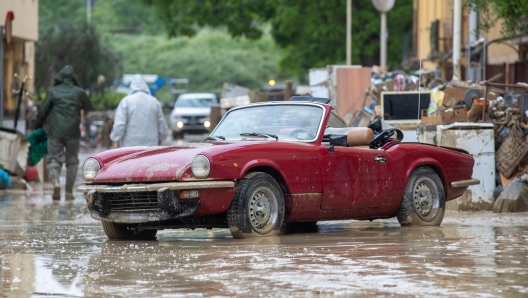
(78, 97, 479, 240)
(169, 93, 218, 139)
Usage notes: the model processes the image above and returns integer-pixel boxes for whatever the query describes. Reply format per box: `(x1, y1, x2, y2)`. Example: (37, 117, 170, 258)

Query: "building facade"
(413, 0, 527, 84)
(1, 0, 38, 131)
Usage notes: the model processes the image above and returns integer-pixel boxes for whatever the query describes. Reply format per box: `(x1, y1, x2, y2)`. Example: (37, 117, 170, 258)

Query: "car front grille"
(101, 191, 160, 212)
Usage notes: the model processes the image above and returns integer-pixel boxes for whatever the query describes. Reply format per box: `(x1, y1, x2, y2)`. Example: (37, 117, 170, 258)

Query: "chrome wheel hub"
(413, 177, 439, 220)
(249, 188, 273, 229)
(248, 187, 278, 232)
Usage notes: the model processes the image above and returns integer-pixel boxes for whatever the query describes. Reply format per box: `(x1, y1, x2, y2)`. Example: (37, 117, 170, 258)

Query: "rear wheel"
(396, 167, 445, 226)
(227, 172, 285, 239)
(102, 221, 157, 240)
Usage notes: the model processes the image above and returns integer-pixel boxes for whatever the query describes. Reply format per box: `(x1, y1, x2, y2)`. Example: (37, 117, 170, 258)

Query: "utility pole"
(371, 0, 395, 71)
(346, 0, 352, 65)
(87, 0, 92, 24)
(452, 0, 462, 80)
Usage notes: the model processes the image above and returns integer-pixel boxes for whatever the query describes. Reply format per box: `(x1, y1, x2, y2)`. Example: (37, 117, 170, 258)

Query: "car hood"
(93, 143, 216, 183)
(171, 107, 210, 116)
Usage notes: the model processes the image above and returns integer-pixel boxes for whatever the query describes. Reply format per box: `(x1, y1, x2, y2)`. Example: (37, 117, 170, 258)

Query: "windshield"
(211, 104, 324, 142)
(176, 97, 214, 108)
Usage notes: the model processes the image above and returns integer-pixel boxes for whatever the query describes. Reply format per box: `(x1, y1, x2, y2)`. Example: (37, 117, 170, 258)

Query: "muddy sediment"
(1, 191, 527, 297)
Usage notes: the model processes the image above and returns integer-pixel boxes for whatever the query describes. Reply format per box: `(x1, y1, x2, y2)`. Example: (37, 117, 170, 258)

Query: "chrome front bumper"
(77, 180, 235, 193)
(77, 181, 235, 223)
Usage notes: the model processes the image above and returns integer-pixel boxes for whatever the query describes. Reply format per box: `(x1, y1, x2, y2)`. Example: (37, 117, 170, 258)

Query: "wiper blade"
(240, 132, 279, 141)
(205, 135, 225, 141)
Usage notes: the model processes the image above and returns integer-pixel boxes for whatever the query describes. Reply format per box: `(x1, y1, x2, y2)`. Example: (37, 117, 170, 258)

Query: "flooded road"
(2, 188, 528, 297)
(2, 138, 528, 297)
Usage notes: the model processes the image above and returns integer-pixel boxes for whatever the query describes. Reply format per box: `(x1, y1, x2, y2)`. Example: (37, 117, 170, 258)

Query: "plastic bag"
(26, 128, 48, 166)
(0, 169, 12, 189)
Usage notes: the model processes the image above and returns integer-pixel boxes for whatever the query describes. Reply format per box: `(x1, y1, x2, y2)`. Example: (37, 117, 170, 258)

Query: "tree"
(91, 0, 165, 35)
(35, 21, 123, 106)
(39, 0, 87, 29)
(466, 0, 528, 38)
(142, 0, 413, 79)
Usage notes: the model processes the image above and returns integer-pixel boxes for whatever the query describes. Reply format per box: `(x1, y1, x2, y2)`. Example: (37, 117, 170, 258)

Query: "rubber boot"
(65, 164, 78, 200)
(49, 168, 61, 200)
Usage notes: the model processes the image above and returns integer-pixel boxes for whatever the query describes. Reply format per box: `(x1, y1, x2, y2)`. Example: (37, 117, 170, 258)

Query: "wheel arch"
(245, 165, 291, 196)
(405, 162, 448, 197)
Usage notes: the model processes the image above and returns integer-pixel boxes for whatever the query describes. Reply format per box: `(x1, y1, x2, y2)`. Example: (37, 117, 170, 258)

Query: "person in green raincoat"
(35, 65, 94, 200)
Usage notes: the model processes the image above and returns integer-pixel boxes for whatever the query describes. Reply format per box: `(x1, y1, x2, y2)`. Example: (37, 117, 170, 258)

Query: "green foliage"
(35, 21, 123, 101)
(108, 29, 282, 103)
(142, 0, 413, 79)
(91, 0, 165, 35)
(91, 92, 127, 111)
(38, 1, 281, 105)
(141, 0, 274, 39)
(39, 0, 87, 30)
(37, 1, 123, 106)
(466, 0, 528, 38)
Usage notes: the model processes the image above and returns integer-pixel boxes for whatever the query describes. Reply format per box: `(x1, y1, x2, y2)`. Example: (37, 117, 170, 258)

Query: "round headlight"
(191, 155, 210, 179)
(177, 121, 184, 128)
(204, 120, 211, 128)
(83, 158, 100, 180)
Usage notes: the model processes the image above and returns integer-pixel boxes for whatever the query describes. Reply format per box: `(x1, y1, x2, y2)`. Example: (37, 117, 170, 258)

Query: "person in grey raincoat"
(35, 65, 94, 200)
(110, 74, 169, 148)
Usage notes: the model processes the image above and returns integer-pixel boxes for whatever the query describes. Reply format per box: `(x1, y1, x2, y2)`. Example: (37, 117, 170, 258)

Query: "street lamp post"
(346, 0, 352, 65)
(371, 0, 395, 71)
(87, 0, 91, 24)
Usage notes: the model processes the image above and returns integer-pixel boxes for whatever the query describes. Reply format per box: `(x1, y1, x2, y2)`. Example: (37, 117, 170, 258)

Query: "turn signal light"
(180, 190, 199, 198)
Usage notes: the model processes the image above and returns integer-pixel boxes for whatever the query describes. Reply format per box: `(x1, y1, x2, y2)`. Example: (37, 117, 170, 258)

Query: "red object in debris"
(24, 166, 39, 182)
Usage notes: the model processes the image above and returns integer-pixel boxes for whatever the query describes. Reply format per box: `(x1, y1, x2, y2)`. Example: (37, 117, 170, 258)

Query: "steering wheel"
(369, 128, 404, 149)
(390, 128, 404, 141)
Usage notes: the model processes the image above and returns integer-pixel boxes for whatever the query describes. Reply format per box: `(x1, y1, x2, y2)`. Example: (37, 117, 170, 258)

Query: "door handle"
(374, 156, 386, 163)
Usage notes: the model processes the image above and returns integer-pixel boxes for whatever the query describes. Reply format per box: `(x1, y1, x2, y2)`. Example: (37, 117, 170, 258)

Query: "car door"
(317, 146, 392, 209)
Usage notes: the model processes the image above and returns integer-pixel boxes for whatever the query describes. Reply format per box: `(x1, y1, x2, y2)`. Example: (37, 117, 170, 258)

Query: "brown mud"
(1, 191, 527, 297)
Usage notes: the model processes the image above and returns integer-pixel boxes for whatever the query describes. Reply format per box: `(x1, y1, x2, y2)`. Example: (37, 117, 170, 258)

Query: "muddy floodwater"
(1, 189, 528, 297)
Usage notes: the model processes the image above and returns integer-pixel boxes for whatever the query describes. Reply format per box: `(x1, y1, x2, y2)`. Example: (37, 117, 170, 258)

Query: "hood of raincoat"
(129, 74, 151, 95)
(53, 65, 81, 87)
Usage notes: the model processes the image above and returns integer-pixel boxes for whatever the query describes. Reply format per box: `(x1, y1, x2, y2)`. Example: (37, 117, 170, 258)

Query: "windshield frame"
(209, 102, 328, 143)
(175, 97, 215, 108)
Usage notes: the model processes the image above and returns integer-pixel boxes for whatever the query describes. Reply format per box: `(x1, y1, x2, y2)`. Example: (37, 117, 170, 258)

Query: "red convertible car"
(78, 97, 479, 240)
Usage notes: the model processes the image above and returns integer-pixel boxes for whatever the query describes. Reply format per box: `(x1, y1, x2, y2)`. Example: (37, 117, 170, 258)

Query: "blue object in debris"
(0, 169, 12, 189)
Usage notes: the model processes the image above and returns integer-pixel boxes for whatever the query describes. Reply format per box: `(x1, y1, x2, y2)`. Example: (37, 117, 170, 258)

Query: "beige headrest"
(347, 127, 374, 147)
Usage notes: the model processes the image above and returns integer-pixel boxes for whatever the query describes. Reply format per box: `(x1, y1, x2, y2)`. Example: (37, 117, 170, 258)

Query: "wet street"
(1, 135, 528, 297)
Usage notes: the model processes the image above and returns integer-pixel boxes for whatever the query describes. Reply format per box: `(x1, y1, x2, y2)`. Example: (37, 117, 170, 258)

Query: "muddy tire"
(396, 167, 445, 226)
(227, 172, 285, 239)
(101, 221, 157, 240)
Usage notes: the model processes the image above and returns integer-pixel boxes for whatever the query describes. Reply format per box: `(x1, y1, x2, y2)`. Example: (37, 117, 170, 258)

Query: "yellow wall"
(1, 0, 38, 115)
(487, 20, 519, 64)
(415, 0, 520, 69)
(415, 0, 453, 69)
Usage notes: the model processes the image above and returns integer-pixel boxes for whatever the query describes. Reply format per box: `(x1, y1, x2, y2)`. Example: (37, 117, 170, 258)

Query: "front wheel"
(227, 172, 285, 239)
(102, 221, 157, 240)
(396, 167, 445, 226)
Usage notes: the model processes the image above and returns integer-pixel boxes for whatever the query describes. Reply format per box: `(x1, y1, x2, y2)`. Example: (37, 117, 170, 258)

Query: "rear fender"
(404, 158, 448, 196)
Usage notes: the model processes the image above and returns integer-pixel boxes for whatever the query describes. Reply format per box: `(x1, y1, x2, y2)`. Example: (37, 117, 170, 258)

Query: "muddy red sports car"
(78, 97, 479, 240)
